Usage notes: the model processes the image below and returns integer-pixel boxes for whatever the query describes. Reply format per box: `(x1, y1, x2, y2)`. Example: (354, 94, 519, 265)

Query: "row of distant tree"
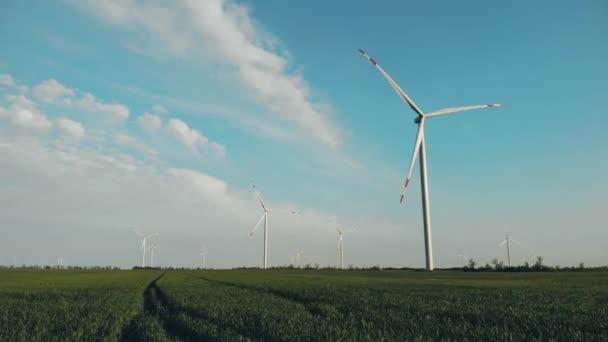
(239, 257, 608, 272)
(2, 257, 607, 272)
(461, 256, 608, 272)
(0, 265, 122, 270)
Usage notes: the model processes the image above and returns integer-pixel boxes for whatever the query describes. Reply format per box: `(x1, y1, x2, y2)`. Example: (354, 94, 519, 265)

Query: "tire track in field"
(192, 275, 343, 321)
(119, 273, 168, 341)
(130, 273, 258, 341)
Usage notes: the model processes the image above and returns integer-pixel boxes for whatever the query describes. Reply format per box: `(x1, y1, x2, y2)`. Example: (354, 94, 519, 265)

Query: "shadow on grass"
(188, 274, 347, 321)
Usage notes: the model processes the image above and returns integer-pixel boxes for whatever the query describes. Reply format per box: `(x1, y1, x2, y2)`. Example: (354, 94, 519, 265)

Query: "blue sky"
(0, 0, 606, 268)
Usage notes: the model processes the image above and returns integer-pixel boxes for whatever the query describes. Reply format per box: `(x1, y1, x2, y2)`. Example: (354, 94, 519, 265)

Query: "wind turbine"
(198, 245, 209, 269)
(148, 242, 158, 268)
(358, 49, 502, 271)
(336, 228, 344, 270)
(249, 184, 297, 269)
(457, 254, 468, 266)
(135, 230, 157, 267)
(526, 250, 537, 265)
(295, 250, 303, 267)
(499, 233, 520, 267)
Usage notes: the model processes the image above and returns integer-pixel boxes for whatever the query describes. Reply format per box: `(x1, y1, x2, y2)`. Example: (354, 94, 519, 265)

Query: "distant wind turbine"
(198, 245, 209, 269)
(148, 242, 158, 267)
(336, 228, 344, 270)
(499, 233, 520, 267)
(135, 230, 157, 267)
(329, 217, 355, 270)
(457, 254, 468, 266)
(526, 250, 537, 264)
(249, 184, 297, 269)
(359, 49, 502, 271)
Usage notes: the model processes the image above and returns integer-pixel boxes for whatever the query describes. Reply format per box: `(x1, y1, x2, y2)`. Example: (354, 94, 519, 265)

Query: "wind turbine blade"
(425, 104, 501, 118)
(499, 240, 507, 247)
(400, 124, 424, 203)
(249, 213, 266, 239)
(256, 194, 267, 212)
(252, 183, 267, 211)
(335, 227, 342, 235)
(510, 238, 521, 244)
(268, 210, 297, 214)
(134, 230, 144, 237)
(358, 49, 424, 116)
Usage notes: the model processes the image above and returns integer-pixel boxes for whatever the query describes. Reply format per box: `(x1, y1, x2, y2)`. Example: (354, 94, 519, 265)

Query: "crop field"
(1, 269, 607, 341)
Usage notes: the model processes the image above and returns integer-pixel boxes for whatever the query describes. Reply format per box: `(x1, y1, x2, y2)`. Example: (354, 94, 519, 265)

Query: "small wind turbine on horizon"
(336, 227, 344, 269)
(135, 230, 158, 267)
(198, 245, 209, 269)
(358, 49, 502, 271)
(288, 250, 303, 267)
(249, 183, 297, 269)
(329, 217, 355, 270)
(457, 254, 468, 266)
(526, 250, 537, 264)
(499, 233, 520, 267)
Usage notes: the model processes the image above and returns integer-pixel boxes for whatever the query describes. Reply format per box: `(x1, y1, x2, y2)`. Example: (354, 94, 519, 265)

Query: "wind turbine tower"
(500, 233, 519, 267)
(135, 231, 157, 267)
(359, 49, 502, 271)
(336, 228, 344, 269)
(198, 245, 209, 269)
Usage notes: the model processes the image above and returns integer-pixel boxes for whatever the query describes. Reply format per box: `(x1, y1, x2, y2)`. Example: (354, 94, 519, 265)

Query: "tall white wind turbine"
(135, 231, 157, 267)
(198, 245, 209, 269)
(359, 49, 502, 271)
(249, 184, 297, 269)
(336, 228, 344, 270)
(500, 233, 520, 267)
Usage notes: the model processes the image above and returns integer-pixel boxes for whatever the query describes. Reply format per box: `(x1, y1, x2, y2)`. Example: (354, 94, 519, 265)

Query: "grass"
(1, 269, 607, 341)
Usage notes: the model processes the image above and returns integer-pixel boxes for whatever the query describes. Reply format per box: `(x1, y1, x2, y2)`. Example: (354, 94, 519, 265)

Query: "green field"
(1, 269, 607, 341)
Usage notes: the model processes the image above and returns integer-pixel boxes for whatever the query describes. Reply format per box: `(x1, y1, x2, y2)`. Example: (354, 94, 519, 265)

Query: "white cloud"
(166, 118, 207, 147)
(209, 141, 226, 158)
(168, 167, 232, 207)
(152, 104, 168, 115)
(113, 133, 158, 157)
(0, 74, 15, 87)
(32, 79, 129, 120)
(0, 95, 52, 133)
(55, 118, 86, 141)
(137, 113, 225, 157)
(238, 118, 299, 143)
(33, 79, 76, 103)
(166, 118, 226, 158)
(137, 112, 162, 130)
(70, 0, 341, 148)
(0, 138, 315, 268)
(68, 92, 129, 120)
